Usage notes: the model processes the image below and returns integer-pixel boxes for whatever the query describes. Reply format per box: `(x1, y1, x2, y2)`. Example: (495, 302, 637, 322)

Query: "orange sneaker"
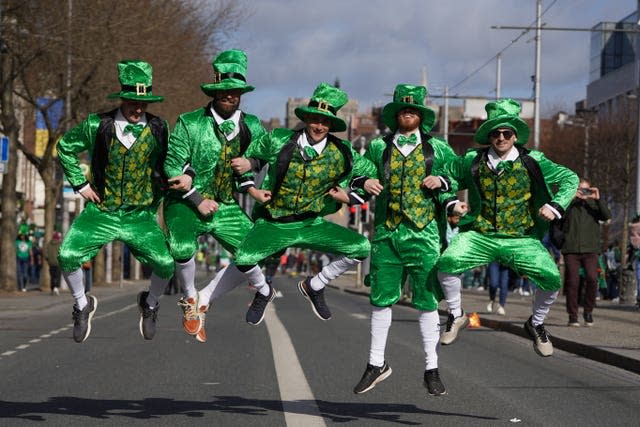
(178, 297, 201, 335)
(195, 305, 208, 343)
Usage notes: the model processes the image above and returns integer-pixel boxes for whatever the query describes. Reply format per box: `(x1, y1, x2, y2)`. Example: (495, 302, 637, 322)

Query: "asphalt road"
(1, 275, 639, 426)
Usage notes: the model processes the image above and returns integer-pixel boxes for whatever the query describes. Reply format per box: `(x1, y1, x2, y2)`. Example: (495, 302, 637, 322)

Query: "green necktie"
(219, 120, 235, 135)
(303, 145, 318, 160)
(124, 123, 144, 138)
(496, 160, 514, 173)
(397, 133, 417, 146)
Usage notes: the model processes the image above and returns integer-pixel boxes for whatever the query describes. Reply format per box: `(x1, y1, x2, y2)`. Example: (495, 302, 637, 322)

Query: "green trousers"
(437, 230, 561, 291)
(163, 198, 253, 261)
(234, 216, 370, 267)
(367, 220, 443, 311)
(58, 202, 174, 279)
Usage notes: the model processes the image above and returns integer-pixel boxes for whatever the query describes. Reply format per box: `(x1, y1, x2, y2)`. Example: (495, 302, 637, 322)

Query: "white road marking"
(1, 302, 138, 359)
(264, 305, 326, 427)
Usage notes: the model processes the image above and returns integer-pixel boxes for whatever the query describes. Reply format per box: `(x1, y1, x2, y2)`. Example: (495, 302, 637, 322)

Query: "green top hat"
(382, 84, 436, 133)
(107, 60, 164, 103)
(474, 98, 530, 145)
(200, 49, 255, 97)
(294, 82, 348, 132)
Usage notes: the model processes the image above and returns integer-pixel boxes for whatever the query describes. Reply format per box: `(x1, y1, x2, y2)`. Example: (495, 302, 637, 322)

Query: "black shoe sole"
(353, 366, 392, 394)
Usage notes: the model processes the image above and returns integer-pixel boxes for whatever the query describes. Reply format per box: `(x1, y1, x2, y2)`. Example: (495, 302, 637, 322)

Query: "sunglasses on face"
(489, 129, 515, 139)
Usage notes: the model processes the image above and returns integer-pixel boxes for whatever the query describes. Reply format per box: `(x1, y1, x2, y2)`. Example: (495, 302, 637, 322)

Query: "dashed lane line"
(0, 303, 137, 360)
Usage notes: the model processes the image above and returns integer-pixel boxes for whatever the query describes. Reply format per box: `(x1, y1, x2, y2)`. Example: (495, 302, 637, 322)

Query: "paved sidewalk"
(329, 273, 640, 375)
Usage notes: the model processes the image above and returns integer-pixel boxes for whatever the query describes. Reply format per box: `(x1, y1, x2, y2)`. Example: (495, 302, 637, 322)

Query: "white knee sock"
(146, 273, 168, 308)
(419, 310, 440, 371)
(243, 265, 269, 296)
(175, 257, 197, 299)
(369, 306, 392, 367)
(198, 264, 247, 305)
(311, 256, 360, 291)
(532, 289, 559, 326)
(63, 268, 86, 309)
(438, 272, 463, 318)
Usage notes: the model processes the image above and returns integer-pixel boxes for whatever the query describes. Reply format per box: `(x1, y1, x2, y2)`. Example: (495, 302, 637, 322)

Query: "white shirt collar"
(393, 129, 421, 157)
(114, 110, 147, 149)
(211, 108, 241, 140)
(298, 131, 327, 160)
(487, 146, 520, 171)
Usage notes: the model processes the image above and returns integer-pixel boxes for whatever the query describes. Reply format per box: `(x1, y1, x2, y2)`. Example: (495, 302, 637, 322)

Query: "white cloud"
(226, 0, 636, 121)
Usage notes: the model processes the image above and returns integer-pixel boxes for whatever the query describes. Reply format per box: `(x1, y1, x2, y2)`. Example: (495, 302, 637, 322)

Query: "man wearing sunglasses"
(436, 98, 578, 357)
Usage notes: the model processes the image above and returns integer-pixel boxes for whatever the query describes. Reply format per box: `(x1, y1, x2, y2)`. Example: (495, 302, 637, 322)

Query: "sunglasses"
(489, 129, 515, 139)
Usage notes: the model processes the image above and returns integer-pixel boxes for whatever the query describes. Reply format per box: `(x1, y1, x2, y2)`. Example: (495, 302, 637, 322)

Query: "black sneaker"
(298, 277, 331, 320)
(583, 312, 594, 327)
(440, 311, 469, 345)
(72, 295, 97, 343)
(353, 362, 392, 394)
(524, 315, 553, 357)
(246, 285, 275, 325)
(137, 291, 159, 340)
(424, 368, 447, 396)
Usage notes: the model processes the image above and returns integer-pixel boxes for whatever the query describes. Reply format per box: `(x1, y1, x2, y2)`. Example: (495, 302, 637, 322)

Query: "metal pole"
(636, 0, 640, 214)
(443, 86, 449, 141)
(533, 0, 542, 150)
(496, 53, 502, 99)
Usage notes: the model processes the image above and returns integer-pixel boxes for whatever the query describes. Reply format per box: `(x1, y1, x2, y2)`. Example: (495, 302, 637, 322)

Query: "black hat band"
(308, 100, 337, 115)
(212, 71, 247, 84)
(121, 84, 152, 95)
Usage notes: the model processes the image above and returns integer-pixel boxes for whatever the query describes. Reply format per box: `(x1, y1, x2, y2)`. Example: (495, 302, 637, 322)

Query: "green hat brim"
(382, 102, 436, 134)
(200, 80, 255, 97)
(294, 106, 347, 132)
(474, 117, 529, 145)
(107, 92, 164, 103)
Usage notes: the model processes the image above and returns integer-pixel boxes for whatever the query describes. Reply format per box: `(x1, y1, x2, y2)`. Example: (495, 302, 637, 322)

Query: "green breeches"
(234, 217, 370, 267)
(163, 198, 253, 261)
(437, 230, 561, 291)
(367, 220, 443, 311)
(58, 203, 174, 279)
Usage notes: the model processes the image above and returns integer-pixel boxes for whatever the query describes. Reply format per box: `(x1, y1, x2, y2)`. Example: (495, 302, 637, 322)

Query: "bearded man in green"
(163, 49, 266, 343)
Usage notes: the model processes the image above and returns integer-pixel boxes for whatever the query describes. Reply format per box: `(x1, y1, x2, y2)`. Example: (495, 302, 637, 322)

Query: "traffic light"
(349, 206, 357, 226)
(361, 203, 369, 224)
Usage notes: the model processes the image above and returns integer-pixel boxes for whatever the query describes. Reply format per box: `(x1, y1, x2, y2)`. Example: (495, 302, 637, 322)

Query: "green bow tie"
(219, 120, 235, 135)
(303, 145, 318, 160)
(124, 123, 144, 138)
(496, 160, 514, 173)
(397, 134, 417, 146)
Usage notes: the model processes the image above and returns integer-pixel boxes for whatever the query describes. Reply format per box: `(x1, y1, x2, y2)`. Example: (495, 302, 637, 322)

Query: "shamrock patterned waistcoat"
(267, 143, 345, 218)
(385, 145, 436, 230)
(474, 158, 535, 236)
(101, 128, 160, 210)
(211, 125, 243, 203)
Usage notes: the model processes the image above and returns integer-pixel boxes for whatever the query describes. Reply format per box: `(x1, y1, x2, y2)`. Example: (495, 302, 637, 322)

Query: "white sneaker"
(611, 297, 620, 304)
(496, 305, 506, 316)
(523, 291, 531, 296)
(486, 301, 494, 313)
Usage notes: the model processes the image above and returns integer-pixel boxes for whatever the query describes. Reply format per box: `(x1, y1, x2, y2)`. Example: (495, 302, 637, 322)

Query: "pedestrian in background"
(604, 241, 621, 303)
(560, 178, 611, 327)
(15, 234, 32, 292)
(57, 60, 174, 343)
(487, 262, 509, 315)
(45, 231, 62, 295)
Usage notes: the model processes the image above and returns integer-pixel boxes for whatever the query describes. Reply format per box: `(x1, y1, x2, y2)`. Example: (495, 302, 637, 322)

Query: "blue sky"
(226, 0, 636, 122)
